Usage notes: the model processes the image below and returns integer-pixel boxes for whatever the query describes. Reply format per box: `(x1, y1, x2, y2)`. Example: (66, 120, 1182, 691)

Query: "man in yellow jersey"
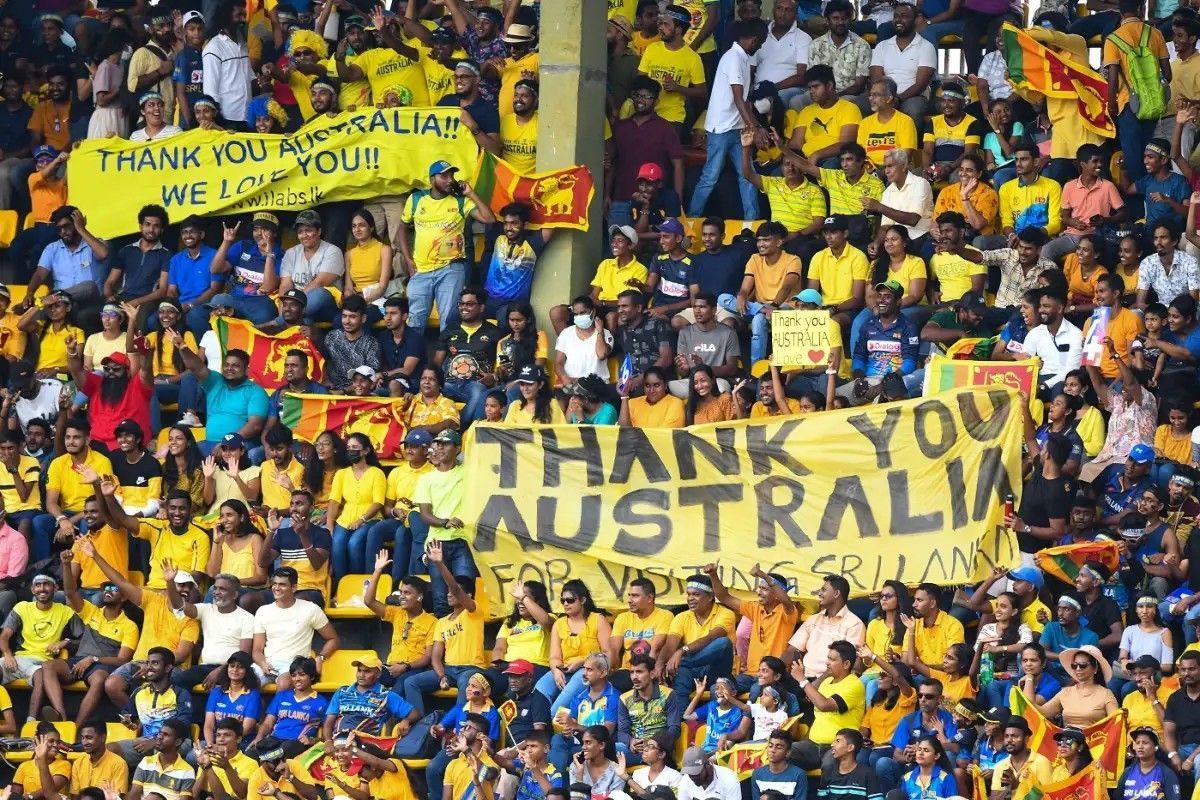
(637, 6, 707, 127)
(632, 0, 662, 55)
(499, 79, 538, 174)
(33, 415, 111, 567)
(325, 15, 371, 110)
(335, 7, 429, 107)
(398, 160, 496, 331)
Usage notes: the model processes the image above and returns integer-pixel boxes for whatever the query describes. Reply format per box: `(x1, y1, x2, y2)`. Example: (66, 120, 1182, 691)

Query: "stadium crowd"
(7, 0, 1200, 799)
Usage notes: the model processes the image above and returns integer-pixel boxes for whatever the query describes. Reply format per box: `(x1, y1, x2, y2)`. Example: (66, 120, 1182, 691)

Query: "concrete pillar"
(529, 0, 608, 325)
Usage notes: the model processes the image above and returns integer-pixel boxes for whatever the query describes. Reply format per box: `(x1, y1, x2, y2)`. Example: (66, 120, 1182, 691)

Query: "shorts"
(110, 661, 183, 688)
(1, 655, 45, 683)
(66, 655, 111, 681)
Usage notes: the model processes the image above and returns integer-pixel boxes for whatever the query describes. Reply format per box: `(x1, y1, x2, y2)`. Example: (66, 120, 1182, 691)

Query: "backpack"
(392, 711, 442, 758)
(1107, 24, 1168, 121)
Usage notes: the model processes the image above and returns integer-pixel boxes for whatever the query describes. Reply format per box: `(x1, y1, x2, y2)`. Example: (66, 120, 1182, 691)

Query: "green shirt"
(412, 463, 466, 541)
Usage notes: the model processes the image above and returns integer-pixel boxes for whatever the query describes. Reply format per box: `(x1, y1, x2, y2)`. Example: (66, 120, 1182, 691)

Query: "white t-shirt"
(630, 766, 682, 793)
(869, 35, 937, 95)
(254, 598, 329, 665)
(130, 125, 182, 142)
(555, 325, 614, 381)
(881, 173, 934, 239)
(679, 765, 742, 800)
(14, 379, 63, 431)
(752, 24, 811, 86)
(707, 42, 752, 134)
(187, 603, 256, 666)
(751, 703, 789, 740)
(280, 241, 345, 287)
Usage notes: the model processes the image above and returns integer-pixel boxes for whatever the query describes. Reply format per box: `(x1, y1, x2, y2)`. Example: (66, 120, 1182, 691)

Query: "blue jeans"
(992, 165, 1017, 189)
(409, 516, 478, 616)
(363, 518, 414, 582)
(687, 129, 760, 220)
(717, 294, 769, 362)
(983, 678, 1015, 709)
(402, 664, 481, 714)
(184, 304, 211, 337)
(8, 222, 55, 280)
(152, 381, 182, 433)
(211, 293, 277, 325)
(874, 752, 905, 792)
(443, 377, 491, 425)
(407, 261, 466, 331)
(672, 637, 734, 694)
(331, 521, 378, 579)
(31, 513, 59, 562)
(920, 20, 965, 46)
(427, 748, 452, 800)
(1118, 105, 1158, 183)
(534, 667, 587, 716)
(1068, 10, 1119, 40)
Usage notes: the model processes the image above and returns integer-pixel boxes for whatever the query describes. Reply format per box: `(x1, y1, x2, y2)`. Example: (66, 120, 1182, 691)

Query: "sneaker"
(39, 707, 62, 723)
(178, 411, 202, 427)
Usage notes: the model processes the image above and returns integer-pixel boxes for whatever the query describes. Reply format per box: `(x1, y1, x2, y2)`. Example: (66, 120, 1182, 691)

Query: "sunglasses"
(1071, 662, 1093, 669)
(560, 595, 578, 603)
(919, 693, 940, 699)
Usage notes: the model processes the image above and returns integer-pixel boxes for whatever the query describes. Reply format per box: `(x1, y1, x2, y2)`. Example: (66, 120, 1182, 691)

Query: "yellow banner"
(463, 386, 1024, 611)
(68, 108, 480, 239)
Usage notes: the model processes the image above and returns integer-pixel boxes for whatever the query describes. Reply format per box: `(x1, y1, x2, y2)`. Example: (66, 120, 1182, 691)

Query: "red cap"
(636, 163, 664, 181)
(102, 352, 131, 369)
(503, 659, 535, 675)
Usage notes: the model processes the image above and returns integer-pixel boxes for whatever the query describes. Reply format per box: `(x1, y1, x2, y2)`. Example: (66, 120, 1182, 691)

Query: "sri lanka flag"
(473, 151, 595, 230)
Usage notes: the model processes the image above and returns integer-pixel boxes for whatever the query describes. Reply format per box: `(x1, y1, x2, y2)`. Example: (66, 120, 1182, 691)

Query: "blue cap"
(794, 288, 823, 305)
(1129, 443, 1155, 464)
(1006, 565, 1044, 590)
(404, 429, 433, 447)
(429, 160, 458, 177)
(221, 432, 245, 449)
(32, 145, 58, 161)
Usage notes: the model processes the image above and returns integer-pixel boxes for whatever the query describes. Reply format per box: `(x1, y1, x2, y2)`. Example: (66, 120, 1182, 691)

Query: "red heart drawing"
(807, 349, 827, 364)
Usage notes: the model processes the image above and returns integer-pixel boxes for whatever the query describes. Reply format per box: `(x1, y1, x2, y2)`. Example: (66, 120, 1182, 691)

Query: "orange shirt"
(932, 182, 1000, 235)
(1061, 255, 1108, 306)
(29, 172, 67, 224)
(28, 101, 72, 152)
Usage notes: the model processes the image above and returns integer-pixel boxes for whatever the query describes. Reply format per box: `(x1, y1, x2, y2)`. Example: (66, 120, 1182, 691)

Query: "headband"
(139, 91, 163, 107)
(1079, 565, 1105, 583)
(31, 574, 55, 585)
(258, 745, 285, 762)
(311, 78, 337, 95)
(941, 86, 966, 99)
(1146, 142, 1170, 158)
(456, 60, 481, 76)
(193, 97, 217, 110)
(762, 685, 781, 700)
(1058, 595, 1082, 610)
(1119, 527, 1146, 540)
(953, 702, 979, 722)
(1136, 596, 1158, 607)
(759, 575, 788, 591)
(469, 672, 492, 693)
(1172, 474, 1196, 487)
(150, 13, 172, 24)
(664, 7, 691, 25)
(686, 580, 713, 593)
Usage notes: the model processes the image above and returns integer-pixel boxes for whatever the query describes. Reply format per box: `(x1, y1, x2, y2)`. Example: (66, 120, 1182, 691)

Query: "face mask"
(346, 451, 363, 464)
(574, 314, 594, 329)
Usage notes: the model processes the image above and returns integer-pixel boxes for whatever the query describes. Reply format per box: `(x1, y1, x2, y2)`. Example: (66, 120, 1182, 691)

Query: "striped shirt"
(132, 752, 196, 800)
(818, 167, 884, 215)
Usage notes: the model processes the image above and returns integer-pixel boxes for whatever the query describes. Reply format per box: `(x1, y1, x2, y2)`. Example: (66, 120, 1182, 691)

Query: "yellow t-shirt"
(70, 749, 130, 796)
(330, 465, 386, 527)
(402, 192, 476, 273)
(213, 750, 259, 795)
(592, 257, 649, 301)
(322, 56, 371, 111)
(421, 53, 455, 105)
(145, 330, 198, 378)
(498, 52, 540, 116)
(929, 668, 975, 702)
(260, 456, 306, 511)
(504, 400, 567, 425)
(446, 752, 497, 800)
(13, 757, 71, 795)
(677, 0, 718, 53)
(669, 605, 737, 647)
(134, 590, 200, 663)
(745, 252, 803, 304)
(346, 239, 385, 294)
(288, 69, 317, 120)
(760, 177, 826, 238)
(611, 607, 675, 668)
(10, 600, 74, 657)
(0, 454, 41, 513)
(382, 606, 436, 664)
(808, 673, 866, 744)
(632, 31, 661, 55)
(627, 395, 686, 428)
(36, 324, 85, 373)
(247, 766, 301, 800)
(609, 0, 638, 18)
(499, 111, 538, 174)
(71, 525, 130, 588)
(47, 449, 113, 513)
(352, 47, 430, 106)
(1122, 684, 1173, 734)
(385, 460, 434, 521)
(750, 397, 804, 417)
(862, 691, 917, 744)
(817, 167, 884, 216)
(554, 613, 604, 663)
(913, 611, 966, 667)
(498, 616, 554, 666)
(638, 42, 705, 124)
(879, 255, 928, 304)
(79, 600, 139, 654)
(808, 246, 870, 307)
(795, 99, 862, 158)
(368, 762, 417, 800)
(857, 110, 919, 166)
(436, 598, 489, 668)
(990, 753, 1054, 791)
(133, 519, 211, 590)
(82, 332, 125, 367)
(0, 310, 26, 361)
(929, 249, 986, 303)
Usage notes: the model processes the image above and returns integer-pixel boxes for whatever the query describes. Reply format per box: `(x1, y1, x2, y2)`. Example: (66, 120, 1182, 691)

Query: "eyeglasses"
(879, 593, 896, 599)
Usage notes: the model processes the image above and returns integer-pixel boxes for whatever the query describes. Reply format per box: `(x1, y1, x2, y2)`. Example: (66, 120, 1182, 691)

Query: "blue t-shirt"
(112, 243, 171, 298)
(225, 240, 283, 297)
(1165, 326, 1200, 370)
(1096, 463, 1154, 519)
(271, 524, 334, 572)
(440, 701, 502, 741)
(201, 371, 270, 443)
(205, 687, 262, 743)
(1119, 761, 1181, 800)
(326, 683, 390, 734)
(484, 231, 547, 303)
(899, 764, 957, 800)
(891, 708, 958, 749)
(167, 245, 219, 305)
(569, 683, 622, 728)
(513, 759, 564, 800)
(692, 245, 751, 298)
(572, 402, 619, 425)
(172, 45, 205, 108)
(750, 763, 808, 800)
(1040, 622, 1100, 680)
(650, 253, 694, 309)
(700, 701, 745, 752)
(266, 689, 328, 740)
(1136, 171, 1191, 230)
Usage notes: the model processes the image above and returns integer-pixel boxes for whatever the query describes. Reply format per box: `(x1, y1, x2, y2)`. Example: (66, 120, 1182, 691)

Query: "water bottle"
(980, 652, 994, 687)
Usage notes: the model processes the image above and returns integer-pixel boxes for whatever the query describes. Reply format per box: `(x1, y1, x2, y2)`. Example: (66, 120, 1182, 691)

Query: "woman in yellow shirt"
(1063, 370, 1106, 458)
(344, 209, 393, 308)
(493, 579, 554, 673)
(619, 367, 685, 428)
(539, 578, 612, 715)
(147, 301, 200, 427)
(862, 580, 913, 702)
(1154, 400, 1193, 467)
(206, 499, 269, 590)
(685, 365, 736, 425)
(325, 432, 386, 580)
(160, 425, 205, 509)
(21, 290, 84, 378)
(503, 364, 566, 424)
(301, 430, 346, 512)
(202, 436, 262, 514)
(82, 302, 127, 372)
(867, 226, 927, 310)
(496, 303, 549, 390)
(859, 646, 917, 753)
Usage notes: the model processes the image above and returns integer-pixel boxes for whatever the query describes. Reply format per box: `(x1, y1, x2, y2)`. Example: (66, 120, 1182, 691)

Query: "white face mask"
(574, 314, 594, 329)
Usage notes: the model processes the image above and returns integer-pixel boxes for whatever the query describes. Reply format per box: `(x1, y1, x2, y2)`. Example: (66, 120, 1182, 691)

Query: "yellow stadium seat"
(21, 213, 36, 231)
(6, 284, 47, 308)
(749, 359, 771, 379)
(724, 220, 763, 244)
(314, 649, 379, 692)
(327, 574, 392, 619)
(679, 216, 704, 254)
(156, 425, 206, 450)
(5, 721, 77, 762)
(428, 301, 440, 329)
(0, 210, 18, 248)
(106, 722, 135, 743)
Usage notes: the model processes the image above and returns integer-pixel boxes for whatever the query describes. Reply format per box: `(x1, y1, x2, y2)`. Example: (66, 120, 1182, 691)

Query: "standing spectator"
(1104, 0, 1171, 183)
(203, 1, 252, 129)
(174, 12, 207, 130)
(412, 430, 473, 615)
(127, 13, 179, 125)
(687, 19, 768, 220)
(637, 6, 708, 128)
(808, 1, 872, 108)
(483, 203, 554, 325)
(752, 0, 810, 108)
(399, 161, 495, 331)
(868, 1, 936, 121)
(606, 77, 684, 231)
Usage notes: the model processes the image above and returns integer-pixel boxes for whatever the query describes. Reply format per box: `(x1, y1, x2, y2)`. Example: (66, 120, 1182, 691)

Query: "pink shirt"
(0, 523, 28, 580)
(1060, 177, 1124, 235)
(787, 604, 866, 678)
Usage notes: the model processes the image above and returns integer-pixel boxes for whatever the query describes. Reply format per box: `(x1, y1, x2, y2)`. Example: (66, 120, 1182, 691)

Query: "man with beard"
(433, 287, 500, 425)
(165, 565, 254, 693)
(202, 1, 252, 129)
(437, 59, 501, 153)
(261, 347, 326, 444)
(69, 495, 130, 599)
(377, 295, 424, 396)
(65, 331, 152, 453)
(173, 335, 268, 453)
(499, 79, 538, 174)
(36, 549, 138, 728)
(607, 77, 684, 232)
(104, 205, 171, 318)
(988, 717, 1052, 799)
(33, 417, 112, 564)
(444, 0, 507, 104)
(866, 1, 936, 121)
(637, 6, 708, 128)
(1022, 291, 1083, 391)
(167, 216, 222, 338)
(128, 13, 179, 123)
(22, 419, 51, 471)
(0, 573, 74, 685)
(838, 279, 919, 404)
(483, 203, 553, 326)
(24, 207, 107, 320)
(335, 7, 429, 107)
(28, 66, 83, 155)
(319, 13, 370, 110)
(244, 489, 332, 613)
(324, 295, 382, 393)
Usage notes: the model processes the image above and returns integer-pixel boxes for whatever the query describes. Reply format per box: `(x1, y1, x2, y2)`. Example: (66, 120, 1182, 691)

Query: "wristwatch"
(681, 645, 691, 654)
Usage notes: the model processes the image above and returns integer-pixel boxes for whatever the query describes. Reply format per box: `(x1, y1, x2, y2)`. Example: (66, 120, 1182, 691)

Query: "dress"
(87, 60, 129, 139)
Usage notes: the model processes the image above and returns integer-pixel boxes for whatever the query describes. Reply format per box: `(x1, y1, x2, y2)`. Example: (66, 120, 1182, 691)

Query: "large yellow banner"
(68, 108, 480, 239)
(463, 387, 1024, 611)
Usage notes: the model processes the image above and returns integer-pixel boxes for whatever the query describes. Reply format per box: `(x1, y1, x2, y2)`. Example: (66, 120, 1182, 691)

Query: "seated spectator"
(376, 295, 424, 395)
(505, 365, 566, 425)
(979, 98, 1025, 188)
(325, 432, 386, 581)
(7, 145, 64, 282)
(128, 717, 194, 798)
(195, 717, 257, 798)
(867, 2, 936, 120)
(209, 214, 283, 325)
(566, 376, 618, 425)
(535, 579, 610, 714)
(807, 215, 870, 327)
(403, 367, 462, 436)
(248, 657, 325, 759)
(786, 143, 883, 247)
(683, 365, 737, 424)
(656, 574, 735, 694)
(555, 296, 615, 386)
(619, 366, 685, 428)
(790, 65, 861, 167)
(739, 139, 826, 260)
(858, 77, 918, 167)
(1043, 144, 1126, 264)
(1137, 221, 1199, 310)
(174, 338, 268, 455)
(1124, 139, 1191, 235)
(277, 209, 344, 325)
(166, 216, 221, 337)
(739, 364, 804, 418)
(494, 304, 549, 398)
(898, 735, 958, 800)
(921, 82, 981, 183)
(32, 416, 111, 563)
(252, 566, 340, 690)
(433, 286, 500, 425)
(70, 719, 129, 796)
(426, 670, 500, 800)
(931, 156, 1000, 242)
(201, 651, 262, 747)
(984, 142, 1063, 250)
(1023, 291, 1084, 390)
(866, 149, 933, 260)
(15, 723, 71, 798)
(718, 224, 802, 365)
(838, 280, 919, 404)
(324, 295, 382, 393)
